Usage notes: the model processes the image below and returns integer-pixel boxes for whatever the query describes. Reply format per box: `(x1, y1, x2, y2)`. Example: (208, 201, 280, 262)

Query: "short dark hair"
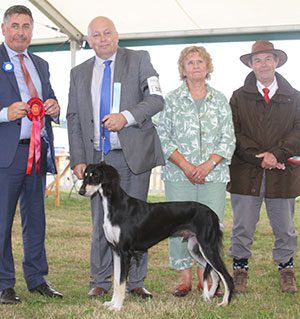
(3, 5, 33, 25)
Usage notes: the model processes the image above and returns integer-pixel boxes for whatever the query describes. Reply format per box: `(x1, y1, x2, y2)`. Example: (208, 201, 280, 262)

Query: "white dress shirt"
(256, 78, 278, 100)
(91, 53, 136, 151)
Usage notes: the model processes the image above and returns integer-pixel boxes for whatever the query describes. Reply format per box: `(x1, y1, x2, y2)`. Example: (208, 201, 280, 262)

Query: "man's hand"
(102, 113, 127, 132)
(44, 98, 60, 118)
(256, 152, 285, 170)
(73, 163, 87, 180)
(7, 102, 29, 121)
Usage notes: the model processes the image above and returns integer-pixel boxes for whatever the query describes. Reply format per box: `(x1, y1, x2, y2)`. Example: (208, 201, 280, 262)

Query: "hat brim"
(240, 49, 287, 68)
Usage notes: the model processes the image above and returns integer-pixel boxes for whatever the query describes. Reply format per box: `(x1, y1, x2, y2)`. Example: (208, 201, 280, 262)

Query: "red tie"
(18, 54, 44, 175)
(18, 54, 39, 98)
(263, 88, 270, 104)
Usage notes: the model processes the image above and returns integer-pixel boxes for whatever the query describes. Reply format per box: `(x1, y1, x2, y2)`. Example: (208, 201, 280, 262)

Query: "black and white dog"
(79, 162, 234, 311)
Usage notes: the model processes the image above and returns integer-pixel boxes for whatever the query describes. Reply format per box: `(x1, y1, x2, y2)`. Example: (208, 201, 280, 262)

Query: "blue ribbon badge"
(3, 62, 14, 73)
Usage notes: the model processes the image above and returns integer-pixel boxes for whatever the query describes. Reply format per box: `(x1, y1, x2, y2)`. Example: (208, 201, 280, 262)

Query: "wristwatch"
(209, 158, 217, 168)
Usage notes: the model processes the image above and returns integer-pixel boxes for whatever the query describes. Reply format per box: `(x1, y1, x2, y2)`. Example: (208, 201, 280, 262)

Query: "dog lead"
(101, 118, 108, 162)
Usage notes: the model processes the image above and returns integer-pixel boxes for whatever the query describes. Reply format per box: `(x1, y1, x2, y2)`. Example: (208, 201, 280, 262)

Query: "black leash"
(101, 118, 108, 163)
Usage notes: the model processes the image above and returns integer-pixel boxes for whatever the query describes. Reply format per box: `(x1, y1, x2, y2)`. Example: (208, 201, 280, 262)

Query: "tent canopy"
(1, 0, 300, 52)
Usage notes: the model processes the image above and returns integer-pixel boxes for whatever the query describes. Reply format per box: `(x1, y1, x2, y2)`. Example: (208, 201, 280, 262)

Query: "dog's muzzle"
(79, 184, 86, 196)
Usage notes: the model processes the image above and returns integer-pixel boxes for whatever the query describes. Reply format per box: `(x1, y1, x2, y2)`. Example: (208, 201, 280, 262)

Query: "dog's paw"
(217, 300, 228, 307)
(103, 301, 113, 308)
(217, 294, 229, 307)
(103, 300, 122, 311)
(202, 292, 211, 303)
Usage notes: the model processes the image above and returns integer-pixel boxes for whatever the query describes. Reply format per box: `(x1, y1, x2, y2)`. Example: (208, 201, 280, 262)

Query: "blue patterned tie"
(100, 60, 112, 154)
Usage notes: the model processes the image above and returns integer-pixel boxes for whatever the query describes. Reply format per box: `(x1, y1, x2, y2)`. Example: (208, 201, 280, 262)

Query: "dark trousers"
(0, 142, 48, 290)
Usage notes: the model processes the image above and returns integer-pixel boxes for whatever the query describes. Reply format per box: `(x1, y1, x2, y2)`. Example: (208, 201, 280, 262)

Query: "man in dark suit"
(67, 16, 164, 298)
(0, 5, 62, 304)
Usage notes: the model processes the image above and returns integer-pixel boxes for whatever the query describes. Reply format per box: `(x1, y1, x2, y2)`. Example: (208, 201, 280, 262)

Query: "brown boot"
(278, 269, 298, 294)
(233, 269, 248, 294)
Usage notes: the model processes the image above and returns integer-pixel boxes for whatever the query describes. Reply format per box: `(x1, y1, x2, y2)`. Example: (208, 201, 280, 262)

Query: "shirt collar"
(256, 78, 278, 99)
(181, 80, 213, 101)
(4, 42, 29, 60)
(95, 52, 117, 67)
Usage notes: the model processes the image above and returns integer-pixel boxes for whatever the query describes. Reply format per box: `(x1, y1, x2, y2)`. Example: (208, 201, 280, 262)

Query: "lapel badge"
(3, 61, 14, 73)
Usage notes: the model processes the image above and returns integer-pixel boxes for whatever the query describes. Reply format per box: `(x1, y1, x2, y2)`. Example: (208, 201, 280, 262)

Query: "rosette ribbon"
(26, 98, 45, 175)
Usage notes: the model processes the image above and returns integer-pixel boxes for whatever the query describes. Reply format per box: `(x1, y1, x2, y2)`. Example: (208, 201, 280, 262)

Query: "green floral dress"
(158, 80, 235, 183)
(158, 80, 236, 270)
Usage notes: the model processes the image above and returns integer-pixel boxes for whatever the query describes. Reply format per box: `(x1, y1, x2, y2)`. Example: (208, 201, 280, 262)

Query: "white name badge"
(147, 76, 163, 96)
(112, 82, 121, 113)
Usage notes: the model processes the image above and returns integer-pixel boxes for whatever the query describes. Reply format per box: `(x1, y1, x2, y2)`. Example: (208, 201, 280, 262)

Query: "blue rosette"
(2, 62, 14, 73)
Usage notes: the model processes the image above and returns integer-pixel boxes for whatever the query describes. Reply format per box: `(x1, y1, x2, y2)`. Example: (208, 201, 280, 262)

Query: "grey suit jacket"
(67, 47, 165, 174)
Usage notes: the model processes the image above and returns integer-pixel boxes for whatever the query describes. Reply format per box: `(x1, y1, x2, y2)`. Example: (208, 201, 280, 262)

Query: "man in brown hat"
(227, 40, 300, 295)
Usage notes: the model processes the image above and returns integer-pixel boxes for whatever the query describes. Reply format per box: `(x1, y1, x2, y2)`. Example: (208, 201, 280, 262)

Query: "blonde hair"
(178, 46, 213, 80)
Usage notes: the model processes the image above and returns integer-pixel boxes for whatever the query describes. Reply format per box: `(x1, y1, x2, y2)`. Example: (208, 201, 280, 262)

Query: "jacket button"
(17, 122, 21, 126)
(91, 119, 94, 123)
(90, 139, 93, 143)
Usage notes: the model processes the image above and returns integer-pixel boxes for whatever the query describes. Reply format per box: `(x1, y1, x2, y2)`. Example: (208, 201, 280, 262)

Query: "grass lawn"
(1, 192, 300, 319)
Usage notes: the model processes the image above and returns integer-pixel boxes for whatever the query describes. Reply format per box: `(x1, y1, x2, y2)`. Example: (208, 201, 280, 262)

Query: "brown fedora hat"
(240, 40, 287, 68)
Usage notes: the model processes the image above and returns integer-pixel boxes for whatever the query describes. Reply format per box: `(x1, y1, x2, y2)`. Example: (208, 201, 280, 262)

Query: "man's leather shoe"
(0, 288, 21, 304)
(172, 283, 191, 297)
(129, 287, 153, 299)
(30, 282, 63, 298)
(88, 287, 108, 298)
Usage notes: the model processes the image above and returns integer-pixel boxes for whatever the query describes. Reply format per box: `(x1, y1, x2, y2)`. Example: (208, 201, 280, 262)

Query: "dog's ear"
(99, 163, 121, 198)
(83, 164, 104, 185)
(99, 163, 120, 184)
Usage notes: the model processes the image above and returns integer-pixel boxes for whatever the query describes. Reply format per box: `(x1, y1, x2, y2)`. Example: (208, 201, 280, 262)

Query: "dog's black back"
(82, 163, 222, 252)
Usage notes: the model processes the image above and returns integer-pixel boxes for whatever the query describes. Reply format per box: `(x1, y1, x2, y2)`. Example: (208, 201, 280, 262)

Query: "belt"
(19, 139, 31, 144)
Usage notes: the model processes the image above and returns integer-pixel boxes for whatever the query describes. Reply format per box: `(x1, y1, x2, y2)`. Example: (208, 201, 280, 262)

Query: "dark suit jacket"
(0, 43, 57, 173)
(67, 47, 165, 174)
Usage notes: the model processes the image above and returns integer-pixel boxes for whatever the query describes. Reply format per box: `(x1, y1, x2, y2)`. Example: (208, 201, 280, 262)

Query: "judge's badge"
(147, 76, 163, 96)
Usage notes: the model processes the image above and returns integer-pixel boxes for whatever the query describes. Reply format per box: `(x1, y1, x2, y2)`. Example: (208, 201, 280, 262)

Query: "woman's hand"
(189, 161, 214, 184)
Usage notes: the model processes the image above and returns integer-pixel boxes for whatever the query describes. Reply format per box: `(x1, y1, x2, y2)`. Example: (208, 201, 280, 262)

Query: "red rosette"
(27, 97, 45, 121)
(25, 98, 45, 175)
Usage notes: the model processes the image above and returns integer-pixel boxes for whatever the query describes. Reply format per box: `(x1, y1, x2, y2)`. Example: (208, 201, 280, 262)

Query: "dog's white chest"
(99, 188, 120, 245)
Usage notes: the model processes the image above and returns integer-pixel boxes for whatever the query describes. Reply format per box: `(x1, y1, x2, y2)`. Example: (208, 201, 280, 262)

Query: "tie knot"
(104, 60, 112, 67)
(263, 88, 270, 95)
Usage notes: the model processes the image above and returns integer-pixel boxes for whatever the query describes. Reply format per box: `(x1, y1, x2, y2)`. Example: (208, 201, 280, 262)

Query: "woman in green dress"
(158, 46, 236, 297)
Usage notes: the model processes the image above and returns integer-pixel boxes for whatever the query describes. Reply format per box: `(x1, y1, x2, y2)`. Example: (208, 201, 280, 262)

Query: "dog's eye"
(87, 173, 97, 181)
(91, 174, 98, 180)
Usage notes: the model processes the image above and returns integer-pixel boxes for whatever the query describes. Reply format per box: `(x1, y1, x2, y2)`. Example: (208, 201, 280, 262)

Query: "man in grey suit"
(67, 16, 164, 298)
